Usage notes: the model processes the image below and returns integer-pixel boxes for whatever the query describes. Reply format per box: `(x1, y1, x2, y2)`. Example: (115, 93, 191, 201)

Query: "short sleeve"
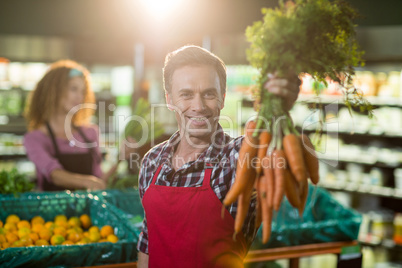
(23, 131, 63, 182)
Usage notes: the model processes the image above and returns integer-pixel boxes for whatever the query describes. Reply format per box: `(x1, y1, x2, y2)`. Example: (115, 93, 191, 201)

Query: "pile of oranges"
(0, 214, 119, 250)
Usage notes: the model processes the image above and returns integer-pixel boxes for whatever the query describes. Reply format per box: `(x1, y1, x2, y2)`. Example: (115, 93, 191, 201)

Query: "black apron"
(44, 122, 99, 191)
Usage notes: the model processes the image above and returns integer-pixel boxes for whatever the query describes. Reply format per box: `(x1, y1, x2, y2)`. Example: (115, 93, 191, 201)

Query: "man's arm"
(137, 252, 149, 268)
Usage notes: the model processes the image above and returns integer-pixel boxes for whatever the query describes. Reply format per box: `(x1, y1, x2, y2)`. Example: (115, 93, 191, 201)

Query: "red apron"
(142, 164, 248, 268)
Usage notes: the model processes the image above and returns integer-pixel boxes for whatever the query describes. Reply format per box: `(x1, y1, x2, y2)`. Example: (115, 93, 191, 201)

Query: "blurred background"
(0, 0, 402, 266)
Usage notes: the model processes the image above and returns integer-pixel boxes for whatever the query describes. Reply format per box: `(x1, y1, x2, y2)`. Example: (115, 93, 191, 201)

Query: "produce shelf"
(319, 181, 402, 199)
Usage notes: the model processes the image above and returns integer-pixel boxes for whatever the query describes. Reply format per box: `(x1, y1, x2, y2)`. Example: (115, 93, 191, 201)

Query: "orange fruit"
(53, 226, 67, 238)
(31, 223, 44, 234)
(67, 232, 81, 243)
(79, 214, 92, 229)
(6, 232, 18, 244)
(39, 229, 52, 241)
(17, 220, 31, 230)
(106, 234, 118, 243)
(76, 237, 90, 245)
(98, 239, 108, 243)
(0, 220, 3, 228)
(31, 216, 45, 226)
(29, 233, 39, 242)
(62, 240, 74, 245)
(2, 242, 10, 249)
(83, 231, 90, 238)
(0, 228, 5, 235)
(20, 235, 34, 246)
(0, 234, 6, 243)
(100, 225, 114, 238)
(50, 234, 65, 245)
(6, 214, 20, 224)
(17, 227, 31, 239)
(54, 215, 67, 222)
(35, 239, 49, 246)
(11, 240, 24, 248)
(45, 222, 56, 231)
(89, 226, 99, 233)
(88, 231, 101, 243)
(68, 216, 81, 228)
(4, 223, 17, 232)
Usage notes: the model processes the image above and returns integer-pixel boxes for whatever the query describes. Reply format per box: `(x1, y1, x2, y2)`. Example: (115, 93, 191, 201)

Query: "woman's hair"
(25, 60, 95, 130)
(163, 45, 227, 96)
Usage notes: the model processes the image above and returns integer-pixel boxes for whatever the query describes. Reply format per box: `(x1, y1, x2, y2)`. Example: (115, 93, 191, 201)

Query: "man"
(137, 45, 299, 267)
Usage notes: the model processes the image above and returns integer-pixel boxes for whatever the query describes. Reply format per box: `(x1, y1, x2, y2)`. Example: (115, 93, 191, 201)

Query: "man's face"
(166, 65, 225, 140)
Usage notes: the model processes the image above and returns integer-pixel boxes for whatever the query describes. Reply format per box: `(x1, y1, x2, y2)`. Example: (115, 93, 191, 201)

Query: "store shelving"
(319, 181, 402, 200)
(297, 94, 402, 108)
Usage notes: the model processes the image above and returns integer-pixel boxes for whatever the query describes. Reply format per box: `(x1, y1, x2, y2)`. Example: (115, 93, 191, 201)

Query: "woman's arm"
(51, 169, 106, 190)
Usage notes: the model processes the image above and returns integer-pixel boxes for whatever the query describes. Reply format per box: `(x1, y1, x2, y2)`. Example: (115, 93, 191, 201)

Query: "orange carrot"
(234, 171, 256, 234)
(262, 156, 274, 209)
(272, 149, 286, 211)
(254, 176, 263, 230)
(258, 171, 273, 244)
(283, 134, 307, 183)
(255, 131, 272, 176)
(298, 179, 309, 217)
(284, 169, 301, 209)
(223, 121, 258, 206)
(300, 134, 319, 185)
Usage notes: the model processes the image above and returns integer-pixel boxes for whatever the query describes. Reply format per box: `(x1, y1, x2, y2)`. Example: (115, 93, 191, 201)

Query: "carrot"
(234, 171, 256, 234)
(300, 134, 319, 185)
(223, 121, 258, 206)
(255, 131, 271, 176)
(262, 156, 274, 209)
(254, 176, 263, 230)
(258, 171, 273, 244)
(283, 133, 307, 183)
(272, 149, 286, 211)
(284, 169, 301, 209)
(298, 179, 309, 217)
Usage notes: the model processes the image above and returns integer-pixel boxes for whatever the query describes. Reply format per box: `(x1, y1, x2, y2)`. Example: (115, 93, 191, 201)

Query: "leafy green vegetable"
(123, 98, 165, 144)
(107, 174, 138, 190)
(246, 0, 372, 119)
(0, 168, 34, 196)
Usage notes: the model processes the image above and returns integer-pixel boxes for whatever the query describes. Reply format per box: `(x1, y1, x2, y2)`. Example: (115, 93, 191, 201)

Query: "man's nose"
(192, 94, 206, 112)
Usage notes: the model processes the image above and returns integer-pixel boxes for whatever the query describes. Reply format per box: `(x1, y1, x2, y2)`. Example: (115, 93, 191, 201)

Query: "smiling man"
(137, 45, 299, 268)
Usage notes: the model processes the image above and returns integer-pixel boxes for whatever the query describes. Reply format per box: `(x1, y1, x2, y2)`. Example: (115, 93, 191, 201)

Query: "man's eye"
(181, 93, 192, 97)
(204, 92, 216, 98)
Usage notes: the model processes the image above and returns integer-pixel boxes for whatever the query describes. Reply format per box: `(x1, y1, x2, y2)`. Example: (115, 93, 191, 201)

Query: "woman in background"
(24, 60, 120, 191)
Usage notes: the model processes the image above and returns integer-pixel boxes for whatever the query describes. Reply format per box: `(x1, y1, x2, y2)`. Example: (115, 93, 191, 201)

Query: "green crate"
(251, 184, 362, 249)
(0, 192, 138, 268)
(94, 189, 144, 235)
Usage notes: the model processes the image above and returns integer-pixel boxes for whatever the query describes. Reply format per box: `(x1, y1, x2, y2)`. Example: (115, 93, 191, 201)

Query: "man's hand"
(263, 73, 300, 111)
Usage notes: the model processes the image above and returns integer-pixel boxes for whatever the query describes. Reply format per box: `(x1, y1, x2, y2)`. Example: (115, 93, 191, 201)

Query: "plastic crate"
(0, 191, 138, 268)
(250, 184, 362, 250)
(94, 189, 144, 236)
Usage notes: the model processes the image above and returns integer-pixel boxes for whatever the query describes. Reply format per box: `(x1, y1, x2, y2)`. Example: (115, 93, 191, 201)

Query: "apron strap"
(202, 163, 213, 187)
(75, 126, 101, 163)
(46, 122, 61, 157)
(151, 165, 163, 186)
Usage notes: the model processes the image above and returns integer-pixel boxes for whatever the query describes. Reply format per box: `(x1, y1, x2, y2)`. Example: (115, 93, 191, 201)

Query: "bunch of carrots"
(222, 100, 319, 243)
(222, 0, 369, 244)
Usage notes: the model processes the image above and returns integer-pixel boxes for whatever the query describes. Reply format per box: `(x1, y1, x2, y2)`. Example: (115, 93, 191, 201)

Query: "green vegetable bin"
(94, 189, 144, 236)
(251, 184, 362, 250)
(0, 191, 139, 268)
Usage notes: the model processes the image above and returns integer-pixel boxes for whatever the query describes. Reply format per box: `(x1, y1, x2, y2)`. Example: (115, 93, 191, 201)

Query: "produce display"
(223, 0, 368, 243)
(0, 169, 34, 196)
(0, 213, 119, 250)
(124, 97, 165, 145)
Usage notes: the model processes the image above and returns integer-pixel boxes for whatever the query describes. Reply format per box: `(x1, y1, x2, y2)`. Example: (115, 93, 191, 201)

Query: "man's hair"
(163, 45, 227, 96)
(25, 60, 95, 130)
